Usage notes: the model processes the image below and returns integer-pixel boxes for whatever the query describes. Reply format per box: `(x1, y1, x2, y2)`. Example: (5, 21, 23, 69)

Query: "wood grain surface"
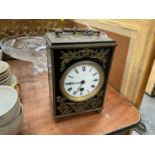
(8, 60, 140, 135)
(145, 60, 155, 96)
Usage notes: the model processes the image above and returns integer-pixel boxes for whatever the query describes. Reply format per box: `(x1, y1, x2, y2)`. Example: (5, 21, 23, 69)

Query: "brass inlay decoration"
(57, 90, 104, 114)
(60, 48, 109, 72)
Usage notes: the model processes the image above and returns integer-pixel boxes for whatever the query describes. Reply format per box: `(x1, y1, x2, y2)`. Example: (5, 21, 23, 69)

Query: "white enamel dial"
(60, 61, 105, 102)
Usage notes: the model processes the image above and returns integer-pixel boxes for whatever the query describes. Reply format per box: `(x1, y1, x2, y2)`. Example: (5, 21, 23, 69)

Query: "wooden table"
(8, 60, 140, 135)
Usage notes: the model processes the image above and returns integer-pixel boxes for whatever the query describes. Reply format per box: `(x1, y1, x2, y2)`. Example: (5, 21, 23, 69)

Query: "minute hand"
(65, 82, 81, 85)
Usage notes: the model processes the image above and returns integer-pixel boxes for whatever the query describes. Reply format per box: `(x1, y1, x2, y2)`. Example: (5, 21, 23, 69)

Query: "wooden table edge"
(106, 112, 141, 135)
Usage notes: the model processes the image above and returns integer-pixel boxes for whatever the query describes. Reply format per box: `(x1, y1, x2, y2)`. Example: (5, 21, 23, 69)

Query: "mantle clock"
(45, 28, 117, 120)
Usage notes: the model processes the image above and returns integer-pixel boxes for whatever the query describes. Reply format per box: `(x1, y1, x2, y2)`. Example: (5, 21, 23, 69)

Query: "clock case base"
(45, 32, 117, 121)
(53, 108, 103, 121)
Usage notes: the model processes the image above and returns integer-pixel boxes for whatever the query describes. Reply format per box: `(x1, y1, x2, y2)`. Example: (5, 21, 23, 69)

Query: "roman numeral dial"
(60, 61, 105, 102)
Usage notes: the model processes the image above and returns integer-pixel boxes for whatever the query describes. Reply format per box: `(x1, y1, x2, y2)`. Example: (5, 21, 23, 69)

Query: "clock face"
(60, 61, 105, 102)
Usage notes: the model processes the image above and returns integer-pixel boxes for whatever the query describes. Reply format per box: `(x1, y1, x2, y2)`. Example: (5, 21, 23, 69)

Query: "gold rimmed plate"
(0, 61, 9, 75)
(0, 71, 11, 82)
(1, 79, 12, 86)
(0, 75, 11, 85)
(0, 69, 10, 78)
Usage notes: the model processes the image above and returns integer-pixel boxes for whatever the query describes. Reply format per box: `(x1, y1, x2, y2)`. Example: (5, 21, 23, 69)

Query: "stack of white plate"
(0, 86, 24, 135)
(0, 61, 17, 86)
(0, 49, 2, 60)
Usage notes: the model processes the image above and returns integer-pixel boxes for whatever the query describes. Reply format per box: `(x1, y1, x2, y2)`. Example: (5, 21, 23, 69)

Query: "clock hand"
(65, 82, 81, 85)
(75, 84, 82, 93)
(75, 80, 86, 93)
(65, 80, 85, 85)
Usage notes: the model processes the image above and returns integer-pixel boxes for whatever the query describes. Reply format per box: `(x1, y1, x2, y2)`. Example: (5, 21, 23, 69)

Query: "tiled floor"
(132, 94, 155, 135)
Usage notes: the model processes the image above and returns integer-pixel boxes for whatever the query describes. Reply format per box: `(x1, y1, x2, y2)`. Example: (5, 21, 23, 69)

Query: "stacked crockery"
(0, 86, 24, 135)
(0, 61, 17, 86)
(0, 61, 11, 86)
(0, 49, 2, 60)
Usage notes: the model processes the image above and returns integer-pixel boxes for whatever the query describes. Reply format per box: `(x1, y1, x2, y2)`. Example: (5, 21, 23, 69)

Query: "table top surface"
(8, 60, 140, 135)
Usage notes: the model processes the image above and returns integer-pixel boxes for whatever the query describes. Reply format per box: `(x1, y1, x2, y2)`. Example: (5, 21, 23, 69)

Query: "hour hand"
(65, 82, 81, 85)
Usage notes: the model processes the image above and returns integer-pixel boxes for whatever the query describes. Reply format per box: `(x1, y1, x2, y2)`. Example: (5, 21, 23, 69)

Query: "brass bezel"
(60, 60, 105, 102)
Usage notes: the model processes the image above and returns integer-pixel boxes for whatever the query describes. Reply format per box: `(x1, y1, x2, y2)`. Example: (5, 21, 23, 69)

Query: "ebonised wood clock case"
(45, 29, 117, 120)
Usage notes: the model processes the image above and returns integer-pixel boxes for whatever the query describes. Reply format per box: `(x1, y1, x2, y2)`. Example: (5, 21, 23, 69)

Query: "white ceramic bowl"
(0, 104, 24, 135)
(0, 86, 20, 126)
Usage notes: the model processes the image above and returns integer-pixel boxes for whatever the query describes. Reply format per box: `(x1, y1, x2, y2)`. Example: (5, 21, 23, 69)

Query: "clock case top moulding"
(45, 29, 117, 120)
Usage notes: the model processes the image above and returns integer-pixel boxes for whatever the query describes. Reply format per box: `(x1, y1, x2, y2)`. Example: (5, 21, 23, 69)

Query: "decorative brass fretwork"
(0, 19, 73, 39)
(60, 48, 109, 72)
(57, 90, 104, 115)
